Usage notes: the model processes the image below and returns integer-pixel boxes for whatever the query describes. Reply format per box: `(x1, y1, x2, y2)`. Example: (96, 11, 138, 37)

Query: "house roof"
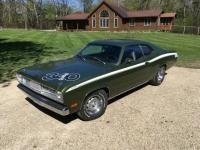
(104, 1, 128, 17)
(56, 1, 176, 21)
(160, 13, 176, 18)
(127, 10, 162, 18)
(88, 1, 128, 18)
(56, 13, 89, 21)
(88, 1, 163, 18)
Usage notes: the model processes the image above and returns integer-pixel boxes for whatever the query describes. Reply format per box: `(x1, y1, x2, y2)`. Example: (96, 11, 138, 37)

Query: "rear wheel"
(150, 66, 166, 86)
(77, 90, 108, 121)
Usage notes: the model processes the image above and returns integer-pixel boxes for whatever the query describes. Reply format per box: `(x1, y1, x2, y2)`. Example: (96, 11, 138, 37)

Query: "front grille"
(18, 84, 69, 116)
(19, 76, 63, 103)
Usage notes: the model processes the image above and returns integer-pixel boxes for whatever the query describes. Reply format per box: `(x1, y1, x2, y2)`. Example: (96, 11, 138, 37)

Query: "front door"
(108, 45, 150, 96)
(139, 44, 158, 80)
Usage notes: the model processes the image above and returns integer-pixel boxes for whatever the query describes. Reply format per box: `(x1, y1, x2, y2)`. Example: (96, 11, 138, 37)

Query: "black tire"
(77, 90, 108, 121)
(150, 66, 166, 86)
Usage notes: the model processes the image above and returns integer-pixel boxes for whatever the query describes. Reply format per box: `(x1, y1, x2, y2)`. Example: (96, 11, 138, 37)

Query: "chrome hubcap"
(157, 68, 165, 82)
(85, 95, 104, 116)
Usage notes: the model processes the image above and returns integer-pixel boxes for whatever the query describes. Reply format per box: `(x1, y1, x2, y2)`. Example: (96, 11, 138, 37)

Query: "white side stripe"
(147, 53, 178, 63)
(66, 53, 178, 92)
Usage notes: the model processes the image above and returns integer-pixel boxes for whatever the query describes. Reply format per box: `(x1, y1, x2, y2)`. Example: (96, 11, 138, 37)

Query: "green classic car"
(17, 40, 178, 121)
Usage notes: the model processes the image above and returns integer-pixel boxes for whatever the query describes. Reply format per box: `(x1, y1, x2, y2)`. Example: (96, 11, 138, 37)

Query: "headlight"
(16, 73, 23, 83)
(16, 73, 27, 85)
(56, 91, 63, 100)
(40, 85, 63, 103)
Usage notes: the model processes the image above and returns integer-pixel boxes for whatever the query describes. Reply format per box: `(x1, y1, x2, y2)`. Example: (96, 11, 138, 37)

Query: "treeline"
(0, 0, 200, 29)
(0, 0, 73, 29)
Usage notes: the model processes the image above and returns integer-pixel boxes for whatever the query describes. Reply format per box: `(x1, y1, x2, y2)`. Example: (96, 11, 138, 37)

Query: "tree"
(80, 0, 94, 13)
(190, 0, 200, 26)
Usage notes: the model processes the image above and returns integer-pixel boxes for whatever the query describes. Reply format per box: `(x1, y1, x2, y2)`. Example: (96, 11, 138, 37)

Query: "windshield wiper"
(77, 54, 86, 61)
(90, 56, 106, 65)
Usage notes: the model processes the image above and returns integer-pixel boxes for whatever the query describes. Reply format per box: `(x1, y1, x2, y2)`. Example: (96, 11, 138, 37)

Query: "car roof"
(89, 40, 150, 47)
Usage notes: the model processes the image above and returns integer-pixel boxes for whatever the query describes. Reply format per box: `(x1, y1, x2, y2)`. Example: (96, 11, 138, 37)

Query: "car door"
(139, 44, 157, 80)
(109, 45, 149, 95)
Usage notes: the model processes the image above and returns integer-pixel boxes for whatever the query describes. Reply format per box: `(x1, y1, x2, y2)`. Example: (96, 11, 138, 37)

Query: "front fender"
(63, 79, 109, 113)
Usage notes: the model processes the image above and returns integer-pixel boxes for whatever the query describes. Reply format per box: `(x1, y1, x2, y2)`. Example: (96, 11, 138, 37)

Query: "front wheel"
(77, 90, 108, 121)
(150, 66, 166, 86)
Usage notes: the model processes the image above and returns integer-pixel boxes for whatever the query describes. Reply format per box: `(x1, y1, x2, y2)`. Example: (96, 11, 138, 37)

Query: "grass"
(0, 29, 200, 83)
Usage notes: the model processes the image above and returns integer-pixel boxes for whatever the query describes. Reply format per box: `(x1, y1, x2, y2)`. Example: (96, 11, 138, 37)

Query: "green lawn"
(0, 29, 200, 83)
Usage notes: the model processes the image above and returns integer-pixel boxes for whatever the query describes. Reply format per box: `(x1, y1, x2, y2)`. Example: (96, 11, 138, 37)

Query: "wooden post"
(198, 27, 200, 35)
(66, 24, 68, 31)
(77, 23, 79, 31)
(170, 24, 172, 32)
(157, 17, 160, 29)
(183, 26, 186, 34)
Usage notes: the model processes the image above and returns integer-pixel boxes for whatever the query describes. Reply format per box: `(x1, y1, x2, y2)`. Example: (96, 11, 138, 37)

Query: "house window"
(92, 13, 96, 28)
(100, 19, 109, 28)
(161, 18, 169, 25)
(114, 18, 118, 28)
(114, 13, 118, 17)
(100, 10, 109, 17)
(144, 18, 151, 26)
(92, 19, 96, 28)
(129, 18, 135, 26)
(100, 10, 109, 28)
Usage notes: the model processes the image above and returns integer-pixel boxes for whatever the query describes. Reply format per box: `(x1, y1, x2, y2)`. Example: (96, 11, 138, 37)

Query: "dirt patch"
(0, 67, 200, 150)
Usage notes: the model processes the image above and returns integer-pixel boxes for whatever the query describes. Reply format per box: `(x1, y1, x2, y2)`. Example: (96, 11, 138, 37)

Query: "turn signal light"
(70, 101, 78, 108)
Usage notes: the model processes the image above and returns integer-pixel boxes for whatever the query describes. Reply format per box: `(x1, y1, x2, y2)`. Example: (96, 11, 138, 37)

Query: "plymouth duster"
(17, 40, 178, 121)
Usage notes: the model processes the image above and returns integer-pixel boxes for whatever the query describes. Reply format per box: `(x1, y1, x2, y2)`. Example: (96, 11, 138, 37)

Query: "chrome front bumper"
(18, 84, 70, 116)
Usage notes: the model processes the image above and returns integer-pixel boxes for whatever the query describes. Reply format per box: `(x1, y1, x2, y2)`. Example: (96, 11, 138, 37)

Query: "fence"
(172, 25, 200, 35)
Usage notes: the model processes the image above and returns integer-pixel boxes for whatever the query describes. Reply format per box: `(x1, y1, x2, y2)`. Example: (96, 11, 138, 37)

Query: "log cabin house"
(56, 1, 176, 32)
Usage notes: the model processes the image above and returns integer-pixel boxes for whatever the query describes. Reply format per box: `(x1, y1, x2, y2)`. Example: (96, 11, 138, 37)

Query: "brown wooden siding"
(88, 3, 161, 31)
(122, 17, 159, 31)
(57, 1, 175, 32)
(159, 17, 174, 31)
(88, 3, 123, 31)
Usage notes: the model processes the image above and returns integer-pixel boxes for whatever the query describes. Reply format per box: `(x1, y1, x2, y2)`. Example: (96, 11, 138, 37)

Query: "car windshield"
(78, 44, 122, 65)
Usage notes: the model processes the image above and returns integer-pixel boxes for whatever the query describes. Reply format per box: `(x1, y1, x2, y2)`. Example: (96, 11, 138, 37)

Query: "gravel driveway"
(0, 67, 200, 150)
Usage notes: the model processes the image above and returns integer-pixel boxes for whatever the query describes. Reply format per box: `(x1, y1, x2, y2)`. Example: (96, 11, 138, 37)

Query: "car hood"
(18, 57, 113, 92)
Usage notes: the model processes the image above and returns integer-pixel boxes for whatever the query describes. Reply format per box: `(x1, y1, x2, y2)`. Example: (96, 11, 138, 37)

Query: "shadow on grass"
(0, 38, 7, 42)
(25, 83, 149, 124)
(0, 38, 66, 84)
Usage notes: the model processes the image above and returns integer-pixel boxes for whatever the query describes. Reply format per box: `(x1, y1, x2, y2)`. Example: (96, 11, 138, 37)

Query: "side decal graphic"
(66, 53, 178, 92)
(42, 72, 80, 81)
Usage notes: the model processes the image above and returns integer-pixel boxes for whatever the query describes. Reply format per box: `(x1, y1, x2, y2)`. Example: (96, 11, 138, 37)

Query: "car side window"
(122, 45, 144, 63)
(140, 45, 153, 56)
